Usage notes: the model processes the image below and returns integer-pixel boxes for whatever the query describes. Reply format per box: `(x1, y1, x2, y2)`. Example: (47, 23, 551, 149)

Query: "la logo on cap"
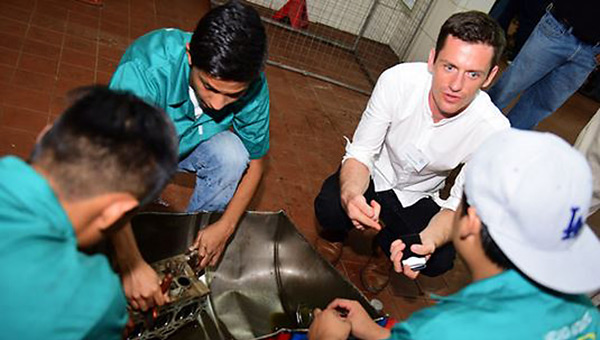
(562, 207, 584, 240)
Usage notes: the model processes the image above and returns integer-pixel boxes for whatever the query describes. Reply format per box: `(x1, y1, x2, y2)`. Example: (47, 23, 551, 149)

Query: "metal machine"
(127, 211, 381, 340)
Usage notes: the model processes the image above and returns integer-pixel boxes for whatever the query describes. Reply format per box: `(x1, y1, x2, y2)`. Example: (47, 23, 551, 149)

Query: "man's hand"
(192, 219, 235, 268)
(341, 194, 382, 231)
(325, 299, 390, 340)
(339, 158, 381, 231)
(121, 260, 168, 311)
(308, 307, 351, 340)
(112, 223, 169, 311)
(389, 237, 435, 280)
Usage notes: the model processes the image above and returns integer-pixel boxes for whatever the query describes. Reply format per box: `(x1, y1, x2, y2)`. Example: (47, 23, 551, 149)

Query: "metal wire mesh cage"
(213, 0, 433, 94)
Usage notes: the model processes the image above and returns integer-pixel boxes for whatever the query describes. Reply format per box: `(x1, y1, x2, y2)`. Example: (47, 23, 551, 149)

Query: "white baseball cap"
(465, 129, 600, 294)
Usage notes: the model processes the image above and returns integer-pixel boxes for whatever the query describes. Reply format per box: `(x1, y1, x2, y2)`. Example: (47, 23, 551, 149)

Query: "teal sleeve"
(81, 257, 128, 340)
(108, 60, 160, 108)
(83, 286, 127, 340)
(388, 321, 415, 340)
(233, 76, 270, 159)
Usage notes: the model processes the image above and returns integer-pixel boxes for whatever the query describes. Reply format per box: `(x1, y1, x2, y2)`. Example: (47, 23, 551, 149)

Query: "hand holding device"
(399, 234, 427, 271)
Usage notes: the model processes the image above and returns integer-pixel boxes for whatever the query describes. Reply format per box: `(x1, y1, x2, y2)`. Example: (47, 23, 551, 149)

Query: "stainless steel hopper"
(130, 211, 380, 340)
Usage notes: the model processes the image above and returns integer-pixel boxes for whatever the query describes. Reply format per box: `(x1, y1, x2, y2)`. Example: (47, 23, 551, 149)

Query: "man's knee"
(179, 131, 250, 178)
(314, 181, 333, 213)
(216, 132, 249, 167)
(315, 172, 337, 212)
(207, 131, 250, 176)
(314, 172, 350, 236)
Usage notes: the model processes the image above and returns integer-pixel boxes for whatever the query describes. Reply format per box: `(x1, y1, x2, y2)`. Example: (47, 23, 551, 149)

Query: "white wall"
(403, 0, 496, 62)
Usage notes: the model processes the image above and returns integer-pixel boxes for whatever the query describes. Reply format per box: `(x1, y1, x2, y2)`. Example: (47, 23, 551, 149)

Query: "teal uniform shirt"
(0, 157, 127, 339)
(109, 28, 270, 160)
(389, 270, 599, 340)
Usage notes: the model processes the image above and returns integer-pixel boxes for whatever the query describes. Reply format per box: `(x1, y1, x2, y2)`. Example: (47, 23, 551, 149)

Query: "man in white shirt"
(314, 11, 510, 293)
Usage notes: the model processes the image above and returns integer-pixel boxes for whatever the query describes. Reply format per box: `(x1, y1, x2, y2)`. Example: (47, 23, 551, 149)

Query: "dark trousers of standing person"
(314, 168, 455, 277)
(489, 0, 550, 58)
(489, 0, 518, 32)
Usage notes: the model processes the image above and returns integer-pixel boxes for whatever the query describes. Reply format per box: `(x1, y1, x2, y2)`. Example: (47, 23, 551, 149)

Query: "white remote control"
(402, 256, 427, 271)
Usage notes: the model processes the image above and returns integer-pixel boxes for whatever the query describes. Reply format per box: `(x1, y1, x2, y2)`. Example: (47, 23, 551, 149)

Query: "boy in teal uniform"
(0, 87, 178, 339)
(108, 1, 269, 311)
(309, 129, 600, 340)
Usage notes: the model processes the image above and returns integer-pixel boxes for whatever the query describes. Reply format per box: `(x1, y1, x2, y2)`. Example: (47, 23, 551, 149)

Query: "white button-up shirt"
(343, 63, 509, 210)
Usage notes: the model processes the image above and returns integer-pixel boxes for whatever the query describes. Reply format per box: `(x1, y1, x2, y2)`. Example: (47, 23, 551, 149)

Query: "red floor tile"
(0, 18, 28, 38)
(26, 26, 64, 46)
(12, 69, 56, 93)
(55, 76, 90, 97)
(66, 13, 99, 40)
(22, 39, 61, 60)
(98, 43, 126, 62)
(0, 3, 33, 23)
(415, 275, 449, 296)
(64, 35, 97, 55)
(0, 105, 48, 133)
(101, 20, 129, 37)
(0, 32, 25, 52)
(49, 96, 68, 116)
(19, 53, 63, 76)
(0, 85, 52, 113)
(95, 70, 113, 85)
(96, 56, 120, 74)
(0, 47, 20, 67)
(31, 12, 67, 33)
(101, 10, 130, 28)
(388, 273, 424, 299)
(33, 1, 69, 21)
(3, 0, 34, 9)
(67, 1, 102, 17)
(61, 48, 97, 70)
(250, 178, 285, 211)
(130, 24, 159, 41)
(58, 62, 95, 83)
(0, 65, 15, 83)
(0, 126, 37, 159)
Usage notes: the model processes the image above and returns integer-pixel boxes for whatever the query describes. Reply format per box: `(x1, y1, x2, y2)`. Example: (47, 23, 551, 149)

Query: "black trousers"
(314, 169, 455, 277)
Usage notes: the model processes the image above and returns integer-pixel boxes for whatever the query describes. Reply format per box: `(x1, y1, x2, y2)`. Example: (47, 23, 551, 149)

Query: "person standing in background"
(487, 0, 600, 130)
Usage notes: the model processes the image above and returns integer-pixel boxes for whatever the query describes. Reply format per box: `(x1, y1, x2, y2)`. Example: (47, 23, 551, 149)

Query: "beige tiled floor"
(1, 0, 598, 323)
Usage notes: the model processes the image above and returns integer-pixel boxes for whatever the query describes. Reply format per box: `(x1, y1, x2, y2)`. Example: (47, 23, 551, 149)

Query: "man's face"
(75, 200, 138, 248)
(427, 35, 498, 120)
(189, 67, 248, 112)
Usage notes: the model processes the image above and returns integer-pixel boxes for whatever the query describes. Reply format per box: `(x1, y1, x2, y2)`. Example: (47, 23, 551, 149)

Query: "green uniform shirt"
(109, 28, 270, 159)
(389, 270, 599, 340)
(0, 157, 127, 339)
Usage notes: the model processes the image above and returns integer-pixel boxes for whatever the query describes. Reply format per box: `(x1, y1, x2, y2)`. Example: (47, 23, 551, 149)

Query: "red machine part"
(272, 0, 309, 29)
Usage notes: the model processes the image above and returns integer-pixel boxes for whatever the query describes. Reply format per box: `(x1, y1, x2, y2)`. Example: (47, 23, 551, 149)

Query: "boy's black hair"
(30, 86, 178, 205)
(435, 11, 506, 69)
(189, 0, 267, 83)
(461, 194, 515, 270)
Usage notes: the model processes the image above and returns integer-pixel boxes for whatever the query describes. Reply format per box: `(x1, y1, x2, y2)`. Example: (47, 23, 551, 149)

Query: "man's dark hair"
(461, 194, 515, 270)
(435, 11, 506, 69)
(30, 86, 178, 205)
(189, 0, 267, 83)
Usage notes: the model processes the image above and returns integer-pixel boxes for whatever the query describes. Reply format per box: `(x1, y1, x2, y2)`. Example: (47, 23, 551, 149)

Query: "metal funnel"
(130, 211, 379, 340)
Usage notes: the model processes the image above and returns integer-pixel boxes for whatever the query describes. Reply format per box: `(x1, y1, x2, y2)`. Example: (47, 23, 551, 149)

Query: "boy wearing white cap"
(308, 129, 600, 340)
